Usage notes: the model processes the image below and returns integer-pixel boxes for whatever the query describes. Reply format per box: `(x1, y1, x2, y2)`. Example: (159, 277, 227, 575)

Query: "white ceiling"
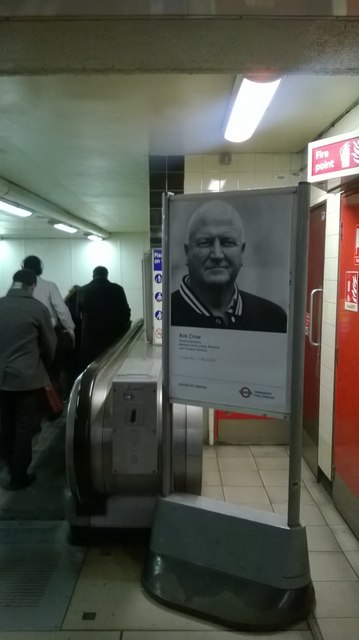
(0, 72, 359, 239)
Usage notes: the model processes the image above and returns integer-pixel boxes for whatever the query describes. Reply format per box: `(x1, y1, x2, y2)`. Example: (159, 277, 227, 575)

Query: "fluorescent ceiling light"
(86, 234, 103, 242)
(224, 77, 281, 143)
(53, 222, 77, 234)
(0, 199, 32, 217)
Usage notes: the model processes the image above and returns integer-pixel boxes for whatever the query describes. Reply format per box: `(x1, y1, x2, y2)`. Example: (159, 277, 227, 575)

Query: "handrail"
(67, 319, 144, 509)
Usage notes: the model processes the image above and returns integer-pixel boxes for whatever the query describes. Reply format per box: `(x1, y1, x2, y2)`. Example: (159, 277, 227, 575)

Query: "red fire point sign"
(308, 132, 359, 183)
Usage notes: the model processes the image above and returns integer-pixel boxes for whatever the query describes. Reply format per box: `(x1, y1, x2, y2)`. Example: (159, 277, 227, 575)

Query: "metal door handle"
(309, 288, 323, 346)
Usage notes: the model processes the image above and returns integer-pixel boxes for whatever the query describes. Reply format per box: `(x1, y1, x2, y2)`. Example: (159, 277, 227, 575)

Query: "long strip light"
(53, 222, 77, 234)
(224, 77, 281, 143)
(0, 199, 32, 217)
(86, 233, 103, 242)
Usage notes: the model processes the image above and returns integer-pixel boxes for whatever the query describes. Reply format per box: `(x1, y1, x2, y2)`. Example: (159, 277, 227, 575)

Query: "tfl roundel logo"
(239, 386, 252, 398)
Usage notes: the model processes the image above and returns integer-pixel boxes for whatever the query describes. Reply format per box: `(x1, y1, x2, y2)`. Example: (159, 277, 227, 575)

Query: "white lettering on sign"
(315, 159, 335, 173)
(315, 150, 329, 159)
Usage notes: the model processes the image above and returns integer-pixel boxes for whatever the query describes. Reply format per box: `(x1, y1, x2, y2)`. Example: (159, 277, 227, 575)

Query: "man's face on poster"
(185, 203, 245, 290)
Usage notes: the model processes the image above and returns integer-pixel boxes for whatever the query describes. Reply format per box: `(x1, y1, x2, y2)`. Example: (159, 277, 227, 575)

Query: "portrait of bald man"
(170, 199, 287, 332)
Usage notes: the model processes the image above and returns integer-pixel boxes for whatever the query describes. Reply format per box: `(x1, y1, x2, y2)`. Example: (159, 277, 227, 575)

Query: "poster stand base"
(142, 494, 315, 631)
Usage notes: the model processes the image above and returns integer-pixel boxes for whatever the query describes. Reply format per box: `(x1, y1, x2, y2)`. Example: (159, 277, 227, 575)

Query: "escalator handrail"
(68, 319, 144, 508)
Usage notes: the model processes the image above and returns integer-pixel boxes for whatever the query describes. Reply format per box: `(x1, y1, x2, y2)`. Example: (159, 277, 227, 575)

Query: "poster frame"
(163, 185, 307, 418)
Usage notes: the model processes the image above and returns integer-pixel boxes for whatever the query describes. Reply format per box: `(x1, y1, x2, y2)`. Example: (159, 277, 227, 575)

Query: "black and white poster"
(165, 189, 297, 415)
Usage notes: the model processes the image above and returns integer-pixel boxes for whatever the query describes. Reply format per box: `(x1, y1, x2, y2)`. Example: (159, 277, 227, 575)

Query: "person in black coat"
(77, 266, 131, 369)
(171, 200, 287, 333)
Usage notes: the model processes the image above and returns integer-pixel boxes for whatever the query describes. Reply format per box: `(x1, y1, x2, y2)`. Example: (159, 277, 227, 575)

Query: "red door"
(333, 192, 359, 536)
(302, 204, 326, 475)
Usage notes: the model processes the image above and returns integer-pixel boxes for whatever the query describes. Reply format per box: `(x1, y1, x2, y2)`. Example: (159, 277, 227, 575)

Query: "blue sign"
(155, 292, 163, 302)
(155, 310, 163, 320)
(154, 273, 162, 283)
(153, 248, 162, 271)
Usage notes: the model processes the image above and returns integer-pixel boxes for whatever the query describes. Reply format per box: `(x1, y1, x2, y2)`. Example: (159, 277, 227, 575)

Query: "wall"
(183, 142, 355, 474)
(0, 233, 149, 321)
(185, 152, 304, 193)
(314, 104, 359, 479)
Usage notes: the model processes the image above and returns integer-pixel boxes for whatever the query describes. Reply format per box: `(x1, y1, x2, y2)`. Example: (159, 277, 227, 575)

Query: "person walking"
(0, 269, 56, 490)
(22, 255, 75, 400)
(77, 266, 131, 368)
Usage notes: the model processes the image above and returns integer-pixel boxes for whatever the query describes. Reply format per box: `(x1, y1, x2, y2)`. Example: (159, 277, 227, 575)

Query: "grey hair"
(185, 200, 245, 245)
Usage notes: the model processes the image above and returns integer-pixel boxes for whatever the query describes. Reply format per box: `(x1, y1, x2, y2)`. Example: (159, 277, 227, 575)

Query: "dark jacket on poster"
(171, 277, 287, 333)
(78, 276, 131, 367)
(0, 288, 56, 390)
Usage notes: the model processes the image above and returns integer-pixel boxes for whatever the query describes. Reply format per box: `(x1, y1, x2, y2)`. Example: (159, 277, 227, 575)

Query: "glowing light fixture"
(86, 234, 103, 242)
(53, 222, 77, 234)
(224, 77, 281, 143)
(0, 199, 32, 217)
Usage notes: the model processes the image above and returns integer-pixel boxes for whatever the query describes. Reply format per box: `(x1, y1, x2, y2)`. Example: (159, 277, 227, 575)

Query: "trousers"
(0, 389, 42, 481)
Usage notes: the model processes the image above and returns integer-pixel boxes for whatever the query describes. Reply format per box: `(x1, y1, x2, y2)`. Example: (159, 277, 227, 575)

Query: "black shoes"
(2, 472, 37, 491)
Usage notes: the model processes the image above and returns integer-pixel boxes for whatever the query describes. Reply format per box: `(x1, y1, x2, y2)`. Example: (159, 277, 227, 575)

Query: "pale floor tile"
(309, 551, 358, 581)
(255, 457, 289, 470)
(223, 486, 271, 506)
(265, 485, 315, 506)
(330, 525, 359, 551)
(301, 462, 317, 484)
(317, 617, 359, 640)
(306, 526, 340, 552)
(304, 481, 333, 506)
(122, 631, 313, 639)
(345, 550, 359, 577)
(313, 580, 359, 618)
(250, 445, 289, 458)
(220, 469, 263, 487)
(216, 446, 253, 458)
(63, 547, 218, 631)
(202, 457, 219, 471)
(273, 503, 327, 525)
(248, 503, 274, 512)
(259, 469, 290, 486)
(218, 457, 257, 471)
(318, 503, 347, 527)
(202, 470, 221, 486)
(203, 446, 216, 458)
(201, 486, 225, 500)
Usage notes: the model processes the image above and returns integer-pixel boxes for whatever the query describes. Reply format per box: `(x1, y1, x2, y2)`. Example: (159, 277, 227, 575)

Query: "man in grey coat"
(0, 269, 56, 490)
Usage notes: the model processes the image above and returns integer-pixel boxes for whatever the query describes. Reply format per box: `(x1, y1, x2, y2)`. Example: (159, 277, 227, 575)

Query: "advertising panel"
(165, 189, 296, 415)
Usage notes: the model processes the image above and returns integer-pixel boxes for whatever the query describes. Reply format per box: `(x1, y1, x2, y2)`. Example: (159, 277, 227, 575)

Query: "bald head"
(185, 200, 245, 246)
(184, 200, 246, 296)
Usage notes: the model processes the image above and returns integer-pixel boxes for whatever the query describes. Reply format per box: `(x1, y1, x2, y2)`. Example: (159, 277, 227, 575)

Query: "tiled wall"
(185, 152, 305, 193)
(309, 189, 341, 479)
(0, 232, 149, 321)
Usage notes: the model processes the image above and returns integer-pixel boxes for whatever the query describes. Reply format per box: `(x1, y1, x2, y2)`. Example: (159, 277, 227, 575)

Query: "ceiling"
(0, 12, 358, 240)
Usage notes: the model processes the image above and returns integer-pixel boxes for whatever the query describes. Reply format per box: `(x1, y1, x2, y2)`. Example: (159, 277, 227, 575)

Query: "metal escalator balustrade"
(66, 319, 203, 532)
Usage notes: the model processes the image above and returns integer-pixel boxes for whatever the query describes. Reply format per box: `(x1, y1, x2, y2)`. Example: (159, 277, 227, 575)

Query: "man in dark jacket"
(77, 266, 131, 368)
(0, 269, 56, 489)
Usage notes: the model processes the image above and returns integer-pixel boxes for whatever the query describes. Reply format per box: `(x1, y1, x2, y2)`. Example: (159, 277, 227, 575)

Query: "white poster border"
(163, 187, 303, 418)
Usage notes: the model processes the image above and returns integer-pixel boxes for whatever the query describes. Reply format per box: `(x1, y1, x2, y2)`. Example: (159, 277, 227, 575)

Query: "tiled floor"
(201, 445, 359, 640)
(0, 444, 358, 639)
